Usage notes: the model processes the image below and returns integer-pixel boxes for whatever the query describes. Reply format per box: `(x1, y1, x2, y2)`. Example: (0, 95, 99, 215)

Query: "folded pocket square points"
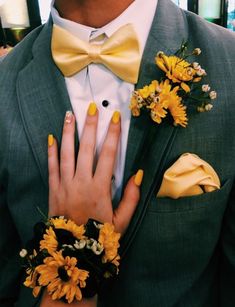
(157, 153, 221, 199)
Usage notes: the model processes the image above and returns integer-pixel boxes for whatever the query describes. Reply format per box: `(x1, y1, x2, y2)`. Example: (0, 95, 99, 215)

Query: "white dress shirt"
(51, 0, 158, 200)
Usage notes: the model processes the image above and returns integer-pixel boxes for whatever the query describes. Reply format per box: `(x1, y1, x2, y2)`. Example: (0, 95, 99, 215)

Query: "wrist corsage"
(20, 217, 121, 303)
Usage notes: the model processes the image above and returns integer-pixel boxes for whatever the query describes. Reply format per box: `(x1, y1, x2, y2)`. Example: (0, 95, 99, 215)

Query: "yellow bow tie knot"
(51, 24, 141, 84)
(88, 44, 102, 62)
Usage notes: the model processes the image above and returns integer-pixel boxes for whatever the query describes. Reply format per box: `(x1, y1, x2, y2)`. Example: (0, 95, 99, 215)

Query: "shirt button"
(102, 100, 109, 107)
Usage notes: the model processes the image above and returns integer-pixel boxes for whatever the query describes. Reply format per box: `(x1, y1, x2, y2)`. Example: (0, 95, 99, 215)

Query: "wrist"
(40, 292, 97, 307)
(20, 217, 120, 304)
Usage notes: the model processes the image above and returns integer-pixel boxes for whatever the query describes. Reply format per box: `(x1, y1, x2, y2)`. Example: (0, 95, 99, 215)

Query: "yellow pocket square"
(157, 153, 220, 199)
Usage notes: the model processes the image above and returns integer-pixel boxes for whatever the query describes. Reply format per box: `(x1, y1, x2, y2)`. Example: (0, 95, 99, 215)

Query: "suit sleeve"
(0, 183, 22, 306)
(220, 179, 235, 306)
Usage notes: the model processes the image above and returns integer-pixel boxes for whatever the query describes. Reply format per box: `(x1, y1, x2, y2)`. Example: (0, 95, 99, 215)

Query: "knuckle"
(48, 168, 56, 179)
(93, 180, 109, 198)
(108, 124, 120, 139)
(102, 143, 116, 157)
(63, 123, 74, 136)
(85, 115, 97, 127)
(129, 193, 138, 204)
(48, 150, 54, 159)
(48, 180, 57, 191)
(124, 188, 139, 204)
(60, 150, 71, 161)
(79, 142, 93, 155)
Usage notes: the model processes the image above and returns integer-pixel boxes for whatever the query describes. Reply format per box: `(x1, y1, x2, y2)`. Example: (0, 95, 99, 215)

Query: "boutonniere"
(130, 42, 217, 127)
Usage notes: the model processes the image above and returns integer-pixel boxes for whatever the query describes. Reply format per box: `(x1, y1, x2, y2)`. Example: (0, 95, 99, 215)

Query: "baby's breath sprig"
(130, 43, 217, 127)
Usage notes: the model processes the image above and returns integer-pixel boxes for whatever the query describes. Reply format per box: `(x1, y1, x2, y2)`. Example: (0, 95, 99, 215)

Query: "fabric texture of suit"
(0, 0, 235, 306)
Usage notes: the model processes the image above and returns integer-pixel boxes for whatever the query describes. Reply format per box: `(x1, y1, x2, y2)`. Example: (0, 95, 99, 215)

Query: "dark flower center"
(58, 267, 70, 282)
(55, 229, 75, 246)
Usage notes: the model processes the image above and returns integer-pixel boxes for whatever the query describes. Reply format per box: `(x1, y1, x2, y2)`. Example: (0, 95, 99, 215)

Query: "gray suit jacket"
(0, 0, 235, 306)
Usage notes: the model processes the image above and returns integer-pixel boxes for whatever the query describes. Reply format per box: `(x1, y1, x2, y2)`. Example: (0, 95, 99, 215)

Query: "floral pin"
(130, 42, 217, 127)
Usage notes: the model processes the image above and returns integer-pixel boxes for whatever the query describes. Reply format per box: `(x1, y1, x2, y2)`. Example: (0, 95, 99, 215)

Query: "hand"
(48, 103, 143, 235)
(40, 292, 97, 307)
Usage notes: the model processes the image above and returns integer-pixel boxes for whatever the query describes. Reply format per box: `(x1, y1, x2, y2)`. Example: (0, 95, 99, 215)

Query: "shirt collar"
(51, 0, 158, 54)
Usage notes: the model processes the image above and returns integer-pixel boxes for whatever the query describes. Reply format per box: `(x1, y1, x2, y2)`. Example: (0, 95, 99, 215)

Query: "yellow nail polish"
(112, 111, 120, 124)
(134, 169, 144, 186)
(88, 102, 97, 116)
(48, 134, 54, 147)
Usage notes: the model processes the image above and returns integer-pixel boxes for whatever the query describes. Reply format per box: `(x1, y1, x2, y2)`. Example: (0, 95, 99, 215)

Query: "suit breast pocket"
(147, 178, 232, 213)
(140, 179, 233, 265)
(124, 179, 233, 291)
(141, 179, 233, 261)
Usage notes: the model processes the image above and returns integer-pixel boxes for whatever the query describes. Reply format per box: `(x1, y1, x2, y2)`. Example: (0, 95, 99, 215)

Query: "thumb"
(113, 169, 144, 235)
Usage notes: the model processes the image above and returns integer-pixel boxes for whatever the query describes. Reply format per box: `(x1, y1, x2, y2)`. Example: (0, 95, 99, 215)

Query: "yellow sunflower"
(148, 101, 167, 124)
(98, 223, 121, 265)
(168, 101, 188, 128)
(139, 85, 151, 98)
(157, 79, 180, 108)
(146, 79, 187, 127)
(40, 226, 58, 255)
(156, 52, 197, 91)
(24, 268, 42, 297)
(36, 251, 89, 303)
(50, 217, 85, 240)
(139, 81, 161, 99)
(161, 81, 188, 127)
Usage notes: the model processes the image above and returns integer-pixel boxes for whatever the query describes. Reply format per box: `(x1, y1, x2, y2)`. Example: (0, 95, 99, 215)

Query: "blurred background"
(0, 0, 235, 48)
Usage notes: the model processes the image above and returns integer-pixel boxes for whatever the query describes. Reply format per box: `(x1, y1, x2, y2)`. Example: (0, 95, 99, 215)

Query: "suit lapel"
(16, 21, 74, 187)
(121, 0, 189, 255)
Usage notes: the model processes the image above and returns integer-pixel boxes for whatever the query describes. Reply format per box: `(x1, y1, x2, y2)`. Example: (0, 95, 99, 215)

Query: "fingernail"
(65, 111, 73, 124)
(112, 111, 120, 124)
(88, 102, 97, 116)
(134, 169, 144, 186)
(48, 134, 54, 147)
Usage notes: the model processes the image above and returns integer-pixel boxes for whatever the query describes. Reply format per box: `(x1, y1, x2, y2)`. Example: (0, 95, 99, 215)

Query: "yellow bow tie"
(51, 24, 141, 84)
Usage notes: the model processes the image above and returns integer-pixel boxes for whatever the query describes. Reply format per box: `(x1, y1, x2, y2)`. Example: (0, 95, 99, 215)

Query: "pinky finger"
(113, 169, 144, 235)
(48, 134, 60, 191)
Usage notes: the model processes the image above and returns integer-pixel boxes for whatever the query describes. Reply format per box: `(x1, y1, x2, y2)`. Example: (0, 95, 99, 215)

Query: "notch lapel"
(16, 21, 75, 187)
(121, 0, 189, 255)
